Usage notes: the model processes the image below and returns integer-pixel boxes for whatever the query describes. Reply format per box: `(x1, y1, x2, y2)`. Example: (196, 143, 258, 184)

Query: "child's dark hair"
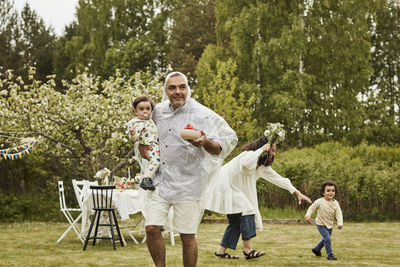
(133, 96, 155, 110)
(241, 136, 274, 167)
(320, 181, 338, 196)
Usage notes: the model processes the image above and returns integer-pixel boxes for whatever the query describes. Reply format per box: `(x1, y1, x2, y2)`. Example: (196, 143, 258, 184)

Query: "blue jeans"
(220, 214, 256, 250)
(315, 225, 333, 257)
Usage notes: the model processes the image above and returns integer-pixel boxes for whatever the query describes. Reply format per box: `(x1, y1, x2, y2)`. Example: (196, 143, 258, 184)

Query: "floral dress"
(127, 118, 160, 178)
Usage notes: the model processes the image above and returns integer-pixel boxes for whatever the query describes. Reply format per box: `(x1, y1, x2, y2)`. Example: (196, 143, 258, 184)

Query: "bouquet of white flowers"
(94, 168, 111, 185)
(260, 123, 286, 163)
(264, 122, 286, 144)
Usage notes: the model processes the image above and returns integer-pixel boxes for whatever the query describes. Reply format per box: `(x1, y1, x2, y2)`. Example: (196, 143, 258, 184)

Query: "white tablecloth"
(81, 189, 143, 232)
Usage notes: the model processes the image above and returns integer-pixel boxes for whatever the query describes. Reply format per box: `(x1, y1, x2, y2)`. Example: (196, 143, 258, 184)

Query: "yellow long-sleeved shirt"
(305, 197, 343, 229)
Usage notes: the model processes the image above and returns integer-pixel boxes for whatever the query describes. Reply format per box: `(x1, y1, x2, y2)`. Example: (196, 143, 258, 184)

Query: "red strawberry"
(184, 124, 198, 130)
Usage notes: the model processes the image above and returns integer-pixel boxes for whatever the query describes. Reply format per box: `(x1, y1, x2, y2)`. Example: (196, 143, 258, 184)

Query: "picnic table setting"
(56, 167, 177, 250)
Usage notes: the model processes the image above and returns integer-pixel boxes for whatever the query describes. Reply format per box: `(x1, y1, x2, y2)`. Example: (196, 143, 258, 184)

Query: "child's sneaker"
(327, 255, 337, 260)
(311, 248, 321, 257)
(140, 177, 155, 191)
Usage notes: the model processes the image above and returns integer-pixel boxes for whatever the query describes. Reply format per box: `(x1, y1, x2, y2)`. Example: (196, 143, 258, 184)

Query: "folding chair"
(57, 181, 84, 243)
(120, 214, 146, 244)
(72, 179, 98, 233)
(83, 185, 124, 251)
(72, 179, 87, 210)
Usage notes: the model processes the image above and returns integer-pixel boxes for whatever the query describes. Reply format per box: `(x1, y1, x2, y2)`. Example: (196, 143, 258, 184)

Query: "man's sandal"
(243, 250, 265, 260)
(214, 252, 239, 259)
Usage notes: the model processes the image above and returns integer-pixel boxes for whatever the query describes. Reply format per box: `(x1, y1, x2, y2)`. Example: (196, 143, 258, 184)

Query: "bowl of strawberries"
(180, 124, 201, 140)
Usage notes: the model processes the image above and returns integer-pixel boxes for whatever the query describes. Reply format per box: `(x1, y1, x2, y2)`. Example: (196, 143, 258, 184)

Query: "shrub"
(257, 142, 400, 221)
(0, 186, 63, 222)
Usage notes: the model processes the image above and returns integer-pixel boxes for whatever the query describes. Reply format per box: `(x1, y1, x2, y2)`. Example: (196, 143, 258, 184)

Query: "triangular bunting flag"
(0, 138, 38, 160)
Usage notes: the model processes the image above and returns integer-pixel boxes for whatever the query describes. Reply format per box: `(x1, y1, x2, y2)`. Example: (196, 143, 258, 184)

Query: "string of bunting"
(0, 138, 39, 160)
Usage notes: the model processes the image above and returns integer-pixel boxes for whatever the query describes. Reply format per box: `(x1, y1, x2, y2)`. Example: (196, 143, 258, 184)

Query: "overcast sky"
(13, 0, 79, 36)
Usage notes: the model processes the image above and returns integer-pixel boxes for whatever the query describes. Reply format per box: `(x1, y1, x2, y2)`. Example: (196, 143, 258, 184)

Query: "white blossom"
(264, 122, 286, 144)
(0, 69, 163, 176)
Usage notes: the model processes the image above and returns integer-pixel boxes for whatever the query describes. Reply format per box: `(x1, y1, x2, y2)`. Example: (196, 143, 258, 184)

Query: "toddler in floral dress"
(126, 96, 160, 191)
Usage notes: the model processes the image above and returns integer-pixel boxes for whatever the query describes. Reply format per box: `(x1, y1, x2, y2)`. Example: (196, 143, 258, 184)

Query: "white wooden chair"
(72, 179, 92, 233)
(57, 181, 84, 243)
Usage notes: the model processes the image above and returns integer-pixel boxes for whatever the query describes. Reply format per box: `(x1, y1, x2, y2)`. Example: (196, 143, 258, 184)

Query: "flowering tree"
(0, 67, 163, 178)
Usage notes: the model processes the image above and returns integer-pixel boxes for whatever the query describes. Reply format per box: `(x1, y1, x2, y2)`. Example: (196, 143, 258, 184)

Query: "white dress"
(203, 148, 297, 230)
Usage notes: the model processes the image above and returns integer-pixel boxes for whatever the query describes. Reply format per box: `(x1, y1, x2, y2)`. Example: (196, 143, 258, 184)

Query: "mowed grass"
(0, 221, 399, 266)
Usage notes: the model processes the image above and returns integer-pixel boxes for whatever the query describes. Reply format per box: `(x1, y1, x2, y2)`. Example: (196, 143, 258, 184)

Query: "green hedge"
(257, 142, 400, 221)
(0, 154, 72, 222)
(1, 142, 399, 222)
(0, 188, 62, 222)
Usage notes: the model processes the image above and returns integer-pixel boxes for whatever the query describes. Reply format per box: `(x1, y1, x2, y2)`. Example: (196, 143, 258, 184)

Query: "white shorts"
(142, 187, 202, 234)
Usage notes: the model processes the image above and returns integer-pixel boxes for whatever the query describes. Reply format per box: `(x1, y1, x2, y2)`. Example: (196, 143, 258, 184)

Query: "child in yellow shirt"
(305, 181, 343, 260)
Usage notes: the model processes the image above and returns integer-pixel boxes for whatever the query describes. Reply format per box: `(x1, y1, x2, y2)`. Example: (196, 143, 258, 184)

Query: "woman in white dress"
(204, 136, 312, 260)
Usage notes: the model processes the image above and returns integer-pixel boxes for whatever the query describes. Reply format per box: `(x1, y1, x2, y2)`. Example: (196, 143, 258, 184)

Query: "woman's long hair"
(241, 137, 274, 167)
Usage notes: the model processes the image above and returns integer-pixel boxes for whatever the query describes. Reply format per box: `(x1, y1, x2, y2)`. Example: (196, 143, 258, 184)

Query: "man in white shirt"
(139, 72, 237, 267)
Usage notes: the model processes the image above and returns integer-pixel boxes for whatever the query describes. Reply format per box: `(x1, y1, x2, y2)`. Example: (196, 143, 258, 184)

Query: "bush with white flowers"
(0, 67, 162, 177)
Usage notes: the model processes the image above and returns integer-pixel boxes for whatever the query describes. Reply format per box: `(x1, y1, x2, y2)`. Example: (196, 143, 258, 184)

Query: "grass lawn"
(0, 221, 399, 266)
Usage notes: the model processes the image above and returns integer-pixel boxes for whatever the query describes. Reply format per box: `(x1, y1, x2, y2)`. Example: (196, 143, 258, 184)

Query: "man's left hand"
(187, 130, 222, 155)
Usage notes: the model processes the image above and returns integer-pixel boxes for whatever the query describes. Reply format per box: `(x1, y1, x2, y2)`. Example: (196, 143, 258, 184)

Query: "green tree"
(52, 22, 82, 84)
(54, 0, 173, 83)
(195, 44, 231, 102)
(0, 0, 22, 77)
(0, 1, 55, 81)
(201, 0, 382, 147)
(366, 0, 400, 144)
(166, 0, 217, 82)
(195, 58, 258, 156)
(18, 3, 56, 81)
(205, 0, 312, 146)
(303, 0, 373, 146)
